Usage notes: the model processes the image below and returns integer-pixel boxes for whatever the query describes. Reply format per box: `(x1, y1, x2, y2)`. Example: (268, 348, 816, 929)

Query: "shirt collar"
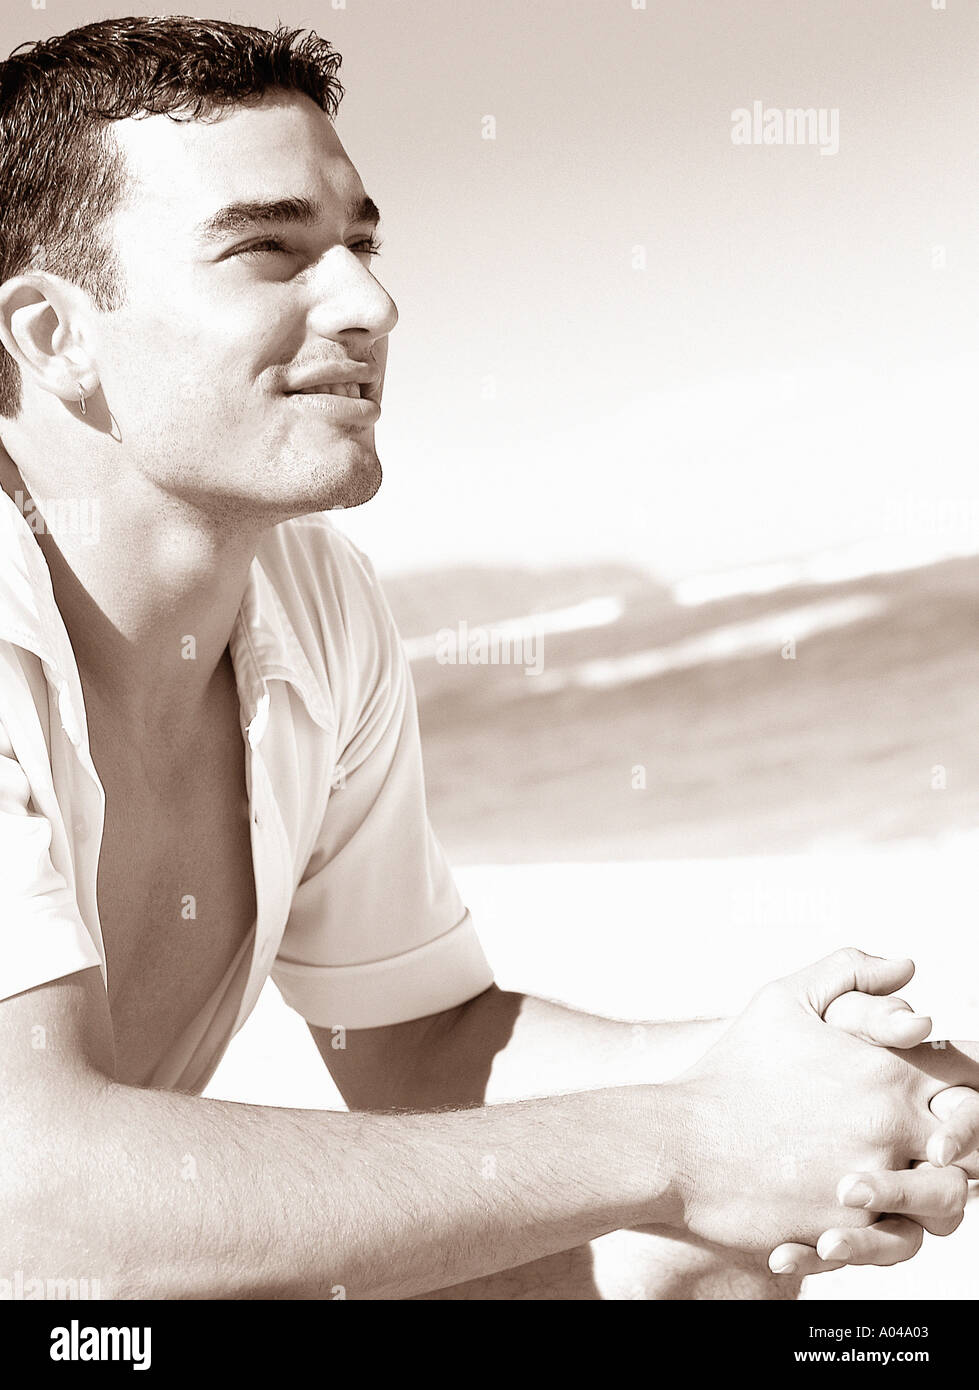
(0, 485, 334, 747)
(230, 548, 334, 744)
(0, 483, 79, 681)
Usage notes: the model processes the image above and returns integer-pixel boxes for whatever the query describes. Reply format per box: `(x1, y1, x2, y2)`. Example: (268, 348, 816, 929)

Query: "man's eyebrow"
(194, 193, 381, 244)
(347, 194, 381, 227)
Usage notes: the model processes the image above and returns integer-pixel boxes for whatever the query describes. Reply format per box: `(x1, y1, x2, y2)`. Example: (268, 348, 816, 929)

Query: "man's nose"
(307, 246, 398, 343)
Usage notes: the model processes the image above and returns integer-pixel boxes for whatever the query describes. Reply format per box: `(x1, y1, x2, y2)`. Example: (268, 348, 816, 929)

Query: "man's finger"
(927, 1087, 979, 1167)
(837, 1165, 968, 1231)
(823, 992, 931, 1048)
(944, 1149, 979, 1180)
(782, 948, 915, 1018)
(816, 1217, 923, 1267)
(768, 1242, 846, 1278)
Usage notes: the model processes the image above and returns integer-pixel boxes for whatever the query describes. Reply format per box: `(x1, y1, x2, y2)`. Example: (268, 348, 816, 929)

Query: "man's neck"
(0, 439, 262, 735)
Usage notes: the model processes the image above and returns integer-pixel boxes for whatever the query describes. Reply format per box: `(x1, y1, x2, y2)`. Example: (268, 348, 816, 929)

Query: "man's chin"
(325, 454, 382, 510)
(286, 447, 382, 516)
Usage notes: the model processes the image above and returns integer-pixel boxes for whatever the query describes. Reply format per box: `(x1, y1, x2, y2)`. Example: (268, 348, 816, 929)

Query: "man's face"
(90, 90, 398, 520)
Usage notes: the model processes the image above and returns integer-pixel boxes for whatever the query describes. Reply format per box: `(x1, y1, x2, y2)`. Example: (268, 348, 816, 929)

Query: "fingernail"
(771, 1261, 797, 1275)
(890, 1011, 927, 1037)
(838, 1178, 874, 1207)
(818, 1237, 851, 1262)
(936, 1136, 956, 1168)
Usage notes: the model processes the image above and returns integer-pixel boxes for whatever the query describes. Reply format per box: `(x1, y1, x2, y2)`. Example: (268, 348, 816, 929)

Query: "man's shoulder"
(257, 512, 381, 611)
(254, 513, 398, 676)
(260, 510, 371, 572)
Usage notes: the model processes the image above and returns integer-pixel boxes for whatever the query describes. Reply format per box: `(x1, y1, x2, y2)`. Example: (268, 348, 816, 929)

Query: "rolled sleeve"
(272, 908, 492, 1029)
(0, 727, 102, 1002)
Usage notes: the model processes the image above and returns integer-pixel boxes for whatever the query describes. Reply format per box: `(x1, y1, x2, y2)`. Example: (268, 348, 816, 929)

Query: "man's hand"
(769, 1002, 979, 1278)
(664, 948, 959, 1253)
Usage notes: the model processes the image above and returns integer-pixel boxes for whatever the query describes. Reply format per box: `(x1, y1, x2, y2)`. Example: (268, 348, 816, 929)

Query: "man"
(0, 16, 975, 1300)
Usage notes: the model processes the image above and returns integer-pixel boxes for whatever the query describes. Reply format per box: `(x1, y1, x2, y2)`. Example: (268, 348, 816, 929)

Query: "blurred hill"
(385, 556, 979, 862)
(384, 562, 669, 637)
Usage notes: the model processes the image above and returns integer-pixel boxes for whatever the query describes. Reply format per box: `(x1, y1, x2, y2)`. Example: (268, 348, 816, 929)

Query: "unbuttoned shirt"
(0, 489, 494, 1094)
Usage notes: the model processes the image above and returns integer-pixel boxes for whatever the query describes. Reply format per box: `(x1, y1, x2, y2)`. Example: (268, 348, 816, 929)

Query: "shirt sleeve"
(270, 541, 494, 1030)
(0, 711, 102, 1003)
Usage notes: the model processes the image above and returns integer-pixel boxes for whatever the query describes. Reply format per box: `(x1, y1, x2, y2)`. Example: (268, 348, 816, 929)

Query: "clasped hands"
(666, 948, 979, 1279)
(768, 952, 979, 1278)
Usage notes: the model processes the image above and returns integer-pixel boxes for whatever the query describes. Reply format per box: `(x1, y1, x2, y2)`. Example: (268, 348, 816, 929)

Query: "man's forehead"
(108, 93, 363, 226)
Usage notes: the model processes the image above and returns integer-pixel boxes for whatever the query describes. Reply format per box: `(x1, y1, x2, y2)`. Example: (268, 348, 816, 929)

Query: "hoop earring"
(78, 385, 87, 416)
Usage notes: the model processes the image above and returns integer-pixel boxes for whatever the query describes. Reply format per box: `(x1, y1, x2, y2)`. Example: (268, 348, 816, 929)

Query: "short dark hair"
(0, 15, 344, 416)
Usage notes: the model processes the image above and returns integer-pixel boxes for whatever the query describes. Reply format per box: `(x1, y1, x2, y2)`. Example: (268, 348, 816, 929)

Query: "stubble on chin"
(285, 445, 383, 517)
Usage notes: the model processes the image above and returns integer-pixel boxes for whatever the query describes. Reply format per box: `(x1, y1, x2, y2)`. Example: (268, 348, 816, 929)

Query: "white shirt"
(0, 488, 494, 1093)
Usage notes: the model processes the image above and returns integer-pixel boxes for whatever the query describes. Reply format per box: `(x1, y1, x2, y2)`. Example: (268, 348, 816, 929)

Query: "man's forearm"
(423, 987, 729, 1107)
(7, 1075, 681, 1300)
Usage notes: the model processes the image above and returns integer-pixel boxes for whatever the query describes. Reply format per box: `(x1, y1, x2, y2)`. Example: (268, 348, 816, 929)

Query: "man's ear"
(0, 274, 99, 405)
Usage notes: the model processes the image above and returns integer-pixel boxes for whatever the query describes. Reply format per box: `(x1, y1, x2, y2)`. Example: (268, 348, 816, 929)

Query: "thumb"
(927, 1086, 979, 1171)
(783, 947, 916, 1018)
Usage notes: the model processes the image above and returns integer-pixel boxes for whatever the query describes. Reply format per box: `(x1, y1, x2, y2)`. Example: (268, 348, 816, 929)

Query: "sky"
(2, 0, 977, 582)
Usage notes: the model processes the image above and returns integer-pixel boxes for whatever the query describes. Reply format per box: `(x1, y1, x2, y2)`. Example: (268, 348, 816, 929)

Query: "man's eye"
(235, 238, 289, 258)
(350, 236, 383, 257)
(229, 235, 382, 261)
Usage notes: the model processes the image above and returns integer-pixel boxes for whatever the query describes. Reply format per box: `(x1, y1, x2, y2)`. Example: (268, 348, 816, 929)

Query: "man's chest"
(87, 699, 258, 1085)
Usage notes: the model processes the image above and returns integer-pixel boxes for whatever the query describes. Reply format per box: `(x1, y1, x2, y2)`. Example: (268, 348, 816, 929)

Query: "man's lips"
(283, 385, 381, 422)
(284, 365, 380, 402)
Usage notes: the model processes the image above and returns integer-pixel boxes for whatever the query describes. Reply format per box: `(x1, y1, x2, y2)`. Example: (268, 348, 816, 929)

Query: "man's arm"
(6, 950, 968, 1299)
(4, 970, 678, 1300)
(316, 969, 976, 1275)
(315, 985, 731, 1114)
(316, 972, 940, 1112)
